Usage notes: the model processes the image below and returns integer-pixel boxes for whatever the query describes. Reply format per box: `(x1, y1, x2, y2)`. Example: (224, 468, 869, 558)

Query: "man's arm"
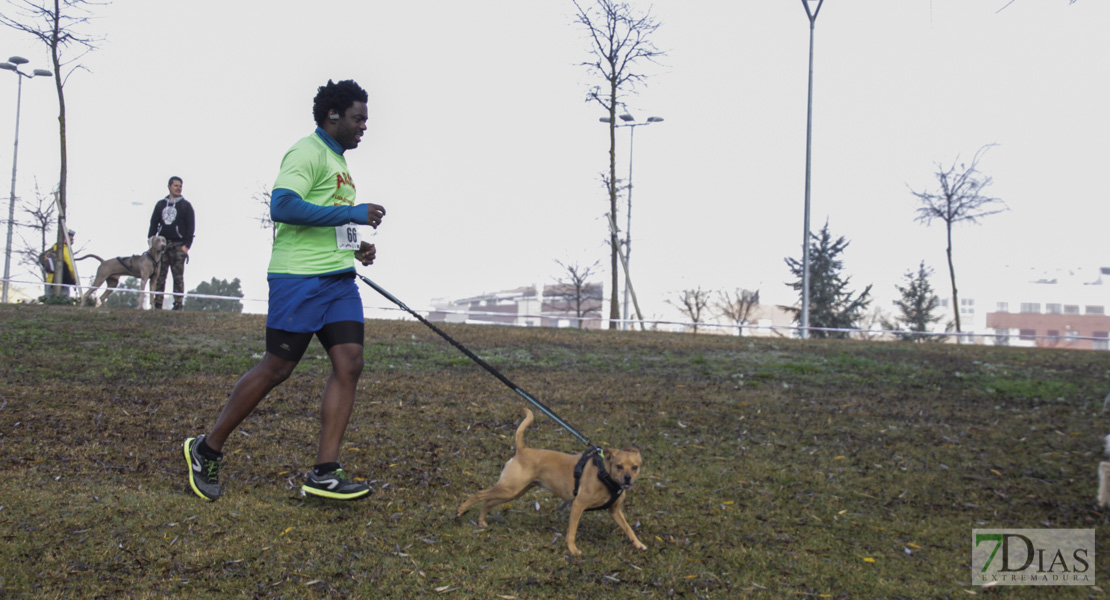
(270, 189, 378, 227)
(147, 201, 162, 238)
(181, 201, 195, 251)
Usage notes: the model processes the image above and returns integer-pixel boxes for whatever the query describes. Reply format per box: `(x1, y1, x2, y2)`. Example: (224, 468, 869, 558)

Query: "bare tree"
(856, 306, 888, 341)
(252, 185, 275, 243)
(910, 144, 1007, 333)
(1, 0, 105, 297)
(667, 287, 711, 334)
(573, 0, 663, 330)
(548, 259, 603, 329)
(16, 181, 57, 281)
(715, 288, 760, 335)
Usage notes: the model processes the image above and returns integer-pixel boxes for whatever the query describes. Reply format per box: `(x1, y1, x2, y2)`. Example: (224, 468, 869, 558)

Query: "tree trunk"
(946, 222, 960, 334)
(606, 78, 619, 330)
(50, 0, 69, 298)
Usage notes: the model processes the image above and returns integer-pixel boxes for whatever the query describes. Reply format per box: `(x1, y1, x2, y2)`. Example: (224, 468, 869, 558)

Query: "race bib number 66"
(336, 224, 361, 250)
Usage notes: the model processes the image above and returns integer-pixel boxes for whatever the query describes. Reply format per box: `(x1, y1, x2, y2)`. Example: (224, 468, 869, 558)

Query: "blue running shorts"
(266, 273, 364, 333)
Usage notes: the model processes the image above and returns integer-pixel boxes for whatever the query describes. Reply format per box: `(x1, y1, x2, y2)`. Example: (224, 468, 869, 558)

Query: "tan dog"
(456, 408, 646, 556)
(79, 236, 168, 309)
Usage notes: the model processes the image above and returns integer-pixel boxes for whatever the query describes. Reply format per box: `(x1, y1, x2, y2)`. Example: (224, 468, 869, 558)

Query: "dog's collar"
(572, 446, 624, 512)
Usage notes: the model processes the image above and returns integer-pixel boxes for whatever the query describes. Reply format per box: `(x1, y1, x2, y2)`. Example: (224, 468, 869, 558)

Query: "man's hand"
(366, 203, 386, 229)
(355, 241, 376, 266)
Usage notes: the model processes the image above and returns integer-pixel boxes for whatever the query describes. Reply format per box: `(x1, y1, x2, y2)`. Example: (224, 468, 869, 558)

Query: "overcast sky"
(1, 0, 1106, 321)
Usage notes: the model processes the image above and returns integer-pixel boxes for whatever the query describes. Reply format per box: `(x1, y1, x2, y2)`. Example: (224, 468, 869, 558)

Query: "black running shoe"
(301, 467, 371, 500)
(184, 435, 222, 501)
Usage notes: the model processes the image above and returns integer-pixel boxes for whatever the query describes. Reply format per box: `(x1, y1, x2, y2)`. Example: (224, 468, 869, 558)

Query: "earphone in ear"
(329, 113, 339, 122)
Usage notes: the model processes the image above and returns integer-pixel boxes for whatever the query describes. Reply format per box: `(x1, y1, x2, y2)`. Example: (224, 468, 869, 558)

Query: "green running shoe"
(302, 467, 371, 500)
(184, 435, 222, 501)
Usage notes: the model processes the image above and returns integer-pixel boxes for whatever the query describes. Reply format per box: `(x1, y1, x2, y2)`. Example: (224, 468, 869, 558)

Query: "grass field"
(1, 304, 1109, 599)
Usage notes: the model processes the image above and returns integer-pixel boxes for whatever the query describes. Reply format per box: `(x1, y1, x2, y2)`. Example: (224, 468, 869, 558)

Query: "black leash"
(357, 274, 596, 450)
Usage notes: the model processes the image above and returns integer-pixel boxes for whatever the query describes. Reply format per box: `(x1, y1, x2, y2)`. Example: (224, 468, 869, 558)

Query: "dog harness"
(572, 447, 624, 511)
(117, 251, 161, 278)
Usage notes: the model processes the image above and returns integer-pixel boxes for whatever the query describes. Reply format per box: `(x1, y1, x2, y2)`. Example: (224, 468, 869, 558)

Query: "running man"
(184, 79, 386, 501)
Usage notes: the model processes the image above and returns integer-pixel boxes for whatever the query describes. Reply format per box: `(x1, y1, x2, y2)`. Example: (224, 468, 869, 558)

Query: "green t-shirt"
(268, 133, 358, 276)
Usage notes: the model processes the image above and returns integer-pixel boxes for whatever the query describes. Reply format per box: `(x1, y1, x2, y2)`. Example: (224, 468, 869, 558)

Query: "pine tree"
(885, 261, 947, 343)
(785, 221, 872, 339)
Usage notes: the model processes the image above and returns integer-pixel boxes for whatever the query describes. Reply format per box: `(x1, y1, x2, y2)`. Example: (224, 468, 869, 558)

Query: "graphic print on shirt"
(333, 172, 355, 207)
(161, 200, 179, 226)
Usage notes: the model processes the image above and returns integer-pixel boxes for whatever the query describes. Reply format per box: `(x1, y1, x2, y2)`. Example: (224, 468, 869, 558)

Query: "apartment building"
(981, 266, 1110, 350)
(428, 282, 605, 330)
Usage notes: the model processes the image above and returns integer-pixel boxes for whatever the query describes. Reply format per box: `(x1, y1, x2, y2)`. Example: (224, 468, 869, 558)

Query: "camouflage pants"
(153, 242, 188, 309)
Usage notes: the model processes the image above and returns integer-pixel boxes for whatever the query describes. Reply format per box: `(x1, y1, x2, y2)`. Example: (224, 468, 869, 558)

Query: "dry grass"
(1, 304, 1108, 599)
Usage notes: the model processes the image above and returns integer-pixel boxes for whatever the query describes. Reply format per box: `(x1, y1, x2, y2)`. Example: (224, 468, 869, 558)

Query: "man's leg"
(300, 338, 370, 501)
(152, 247, 172, 310)
(184, 326, 311, 501)
(206, 352, 297, 451)
(61, 267, 76, 297)
(184, 352, 297, 501)
(316, 342, 364, 464)
(170, 246, 186, 309)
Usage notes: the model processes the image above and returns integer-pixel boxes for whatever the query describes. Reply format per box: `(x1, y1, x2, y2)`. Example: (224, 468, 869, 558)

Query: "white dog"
(1098, 434, 1110, 507)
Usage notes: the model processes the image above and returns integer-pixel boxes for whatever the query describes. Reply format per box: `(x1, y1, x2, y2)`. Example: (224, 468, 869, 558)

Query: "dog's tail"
(1103, 434, 1110, 458)
(514, 408, 534, 452)
(74, 254, 105, 263)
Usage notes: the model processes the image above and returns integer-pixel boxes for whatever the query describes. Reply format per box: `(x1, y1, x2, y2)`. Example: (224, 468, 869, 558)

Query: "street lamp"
(599, 113, 663, 330)
(1, 56, 53, 304)
(798, 0, 824, 339)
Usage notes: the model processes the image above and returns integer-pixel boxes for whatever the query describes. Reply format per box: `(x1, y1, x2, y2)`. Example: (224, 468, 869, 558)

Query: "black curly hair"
(312, 79, 369, 126)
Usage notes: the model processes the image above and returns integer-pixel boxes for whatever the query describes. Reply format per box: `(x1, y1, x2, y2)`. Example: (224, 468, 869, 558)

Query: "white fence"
(4, 276, 1107, 349)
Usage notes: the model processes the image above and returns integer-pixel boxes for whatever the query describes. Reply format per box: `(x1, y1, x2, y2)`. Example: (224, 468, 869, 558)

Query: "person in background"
(148, 176, 195, 310)
(42, 229, 77, 296)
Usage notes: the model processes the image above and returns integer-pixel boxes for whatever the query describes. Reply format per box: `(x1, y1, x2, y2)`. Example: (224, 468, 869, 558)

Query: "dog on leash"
(456, 408, 646, 556)
(79, 236, 168, 309)
(1098, 435, 1110, 507)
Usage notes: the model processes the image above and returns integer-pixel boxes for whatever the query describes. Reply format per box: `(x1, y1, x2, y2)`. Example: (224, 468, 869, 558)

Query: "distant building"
(426, 266, 1109, 350)
(429, 282, 604, 329)
(430, 281, 808, 336)
(982, 266, 1110, 350)
(701, 304, 799, 337)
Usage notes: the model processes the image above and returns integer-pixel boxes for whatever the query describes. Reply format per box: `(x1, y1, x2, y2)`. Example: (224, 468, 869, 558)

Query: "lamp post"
(798, 0, 824, 339)
(1, 56, 52, 304)
(599, 113, 663, 330)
